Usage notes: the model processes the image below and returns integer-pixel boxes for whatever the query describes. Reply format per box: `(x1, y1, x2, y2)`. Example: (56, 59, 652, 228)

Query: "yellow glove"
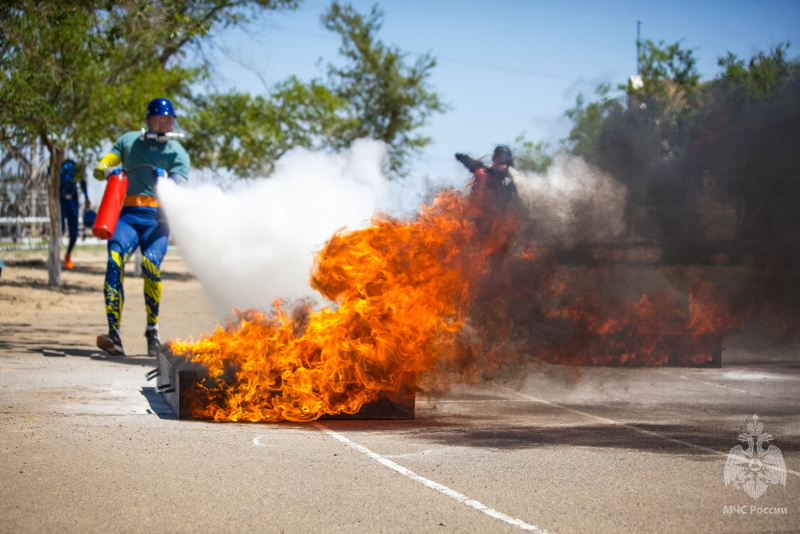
(93, 163, 107, 181)
(94, 153, 121, 181)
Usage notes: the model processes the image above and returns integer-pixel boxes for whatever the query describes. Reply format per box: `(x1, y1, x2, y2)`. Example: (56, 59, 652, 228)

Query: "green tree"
(182, 78, 344, 178)
(555, 40, 701, 251)
(0, 0, 298, 286)
(700, 43, 800, 249)
(183, 79, 343, 177)
(558, 39, 701, 186)
(152, 0, 300, 68)
(182, 2, 448, 178)
(511, 135, 554, 175)
(562, 83, 625, 164)
(627, 39, 700, 97)
(321, 2, 448, 176)
(716, 42, 792, 99)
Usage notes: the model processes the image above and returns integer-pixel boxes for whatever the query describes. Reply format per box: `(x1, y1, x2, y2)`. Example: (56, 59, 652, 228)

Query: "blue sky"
(206, 0, 800, 178)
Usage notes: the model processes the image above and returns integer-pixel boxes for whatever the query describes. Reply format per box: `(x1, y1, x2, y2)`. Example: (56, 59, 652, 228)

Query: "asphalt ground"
(1, 256, 798, 533)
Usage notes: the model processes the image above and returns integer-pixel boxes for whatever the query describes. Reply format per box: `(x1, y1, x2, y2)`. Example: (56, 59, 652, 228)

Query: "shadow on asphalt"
(0, 262, 196, 282)
(407, 423, 755, 455)
(0, 327, 160, 365)
(0, 276, 97, 293)
(109, 381, 800, 457)
(317, 417, 800, 455)
(140, 386, 177, 419)
(37, 345, 160, 365)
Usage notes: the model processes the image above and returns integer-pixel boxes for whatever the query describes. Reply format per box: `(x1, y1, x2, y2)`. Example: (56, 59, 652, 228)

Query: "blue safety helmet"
(83, 209, 97, 228)
(146, 98, 176, 118)
(61, 159, 77, 176)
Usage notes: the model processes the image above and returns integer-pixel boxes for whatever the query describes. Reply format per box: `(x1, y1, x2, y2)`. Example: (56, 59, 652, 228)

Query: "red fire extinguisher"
(92, 169, 128, 240)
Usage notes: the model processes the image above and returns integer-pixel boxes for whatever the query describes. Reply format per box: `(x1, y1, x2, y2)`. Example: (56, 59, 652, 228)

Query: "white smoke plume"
(158, 139, 394, 318)
(513, 155, 628, 248)
(159, 142, 625, 319)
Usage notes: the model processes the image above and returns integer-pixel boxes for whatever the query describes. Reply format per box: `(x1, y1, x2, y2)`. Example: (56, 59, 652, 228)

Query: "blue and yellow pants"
(104, 206, 169, 331)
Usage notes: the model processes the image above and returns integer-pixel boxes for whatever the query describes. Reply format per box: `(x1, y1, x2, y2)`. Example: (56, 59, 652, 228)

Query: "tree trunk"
(46, 143, 63, 287)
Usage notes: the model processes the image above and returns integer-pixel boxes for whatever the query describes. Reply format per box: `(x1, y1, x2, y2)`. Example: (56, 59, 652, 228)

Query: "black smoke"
(578, 67, 800, 333)
(455, 64, 800, 374)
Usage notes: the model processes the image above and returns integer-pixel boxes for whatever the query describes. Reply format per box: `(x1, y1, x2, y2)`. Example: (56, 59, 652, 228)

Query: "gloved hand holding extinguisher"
(92, 165, 172, 240)
(94, 154, 121, 181)
(93, 97, 190, 359)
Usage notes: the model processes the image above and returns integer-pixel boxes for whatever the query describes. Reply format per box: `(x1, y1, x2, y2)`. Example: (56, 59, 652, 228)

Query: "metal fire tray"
(146, 348, 415, 421)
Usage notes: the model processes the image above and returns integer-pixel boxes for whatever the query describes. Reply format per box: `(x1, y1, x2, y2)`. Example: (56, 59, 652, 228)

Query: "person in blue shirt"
(59, 159, 91, 269)
(93, 98, 190, 357)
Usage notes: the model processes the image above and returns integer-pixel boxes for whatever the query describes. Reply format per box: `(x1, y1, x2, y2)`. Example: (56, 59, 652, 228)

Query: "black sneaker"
(97, 329, 125, 356)
(145, 328, 161, 357)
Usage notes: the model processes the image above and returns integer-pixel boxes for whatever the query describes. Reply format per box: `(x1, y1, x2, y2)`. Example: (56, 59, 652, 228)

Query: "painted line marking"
(384, 449, 439, 459)
(312, 422, 550, 533)
(499, 387, 800, 478)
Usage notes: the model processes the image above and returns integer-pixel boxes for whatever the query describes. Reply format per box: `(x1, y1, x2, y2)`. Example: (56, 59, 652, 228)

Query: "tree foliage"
(2, 2, 192, 154)
(183, 79, 343, 177)
(0, 0, 298, 285)
(152, 0, 300, 67)
(2, 0, 448, 284)
(562, 83, 625, 164)
(321, 2, 448, 175)
(628, 39, 700, 97)
(716, 42, 793, 100)
(555, 40, 800, 272)
(186, 2, 448, 178)
(511, 135, 553, 175)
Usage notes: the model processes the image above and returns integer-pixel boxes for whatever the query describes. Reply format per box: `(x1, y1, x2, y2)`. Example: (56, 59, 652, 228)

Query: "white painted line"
(383, 449, 438, 459)
(499, 387, 800, 478)
(312, 422, 550, 533)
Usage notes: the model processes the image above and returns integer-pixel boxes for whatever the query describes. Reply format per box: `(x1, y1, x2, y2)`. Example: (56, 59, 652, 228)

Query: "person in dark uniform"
(455, 145, 526, 345)
(455, 144, 521, 236)
(59, 159, 91, 269)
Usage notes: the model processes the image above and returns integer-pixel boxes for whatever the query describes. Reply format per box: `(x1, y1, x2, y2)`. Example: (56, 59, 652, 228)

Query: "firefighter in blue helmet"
(59, 159, 91, 269)
(93, 98, 190, 357)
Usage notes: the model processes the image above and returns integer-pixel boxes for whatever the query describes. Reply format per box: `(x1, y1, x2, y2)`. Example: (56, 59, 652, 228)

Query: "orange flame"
(169, 187, 748, 422)
(540, 281, 746, 366)
(168, 191, 503, 421)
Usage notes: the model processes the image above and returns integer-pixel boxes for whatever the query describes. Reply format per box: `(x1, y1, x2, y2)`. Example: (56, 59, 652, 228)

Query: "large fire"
(536, 282, 746, 366)
(169, 190, 498, 421)
(168, 186, 745, 422)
